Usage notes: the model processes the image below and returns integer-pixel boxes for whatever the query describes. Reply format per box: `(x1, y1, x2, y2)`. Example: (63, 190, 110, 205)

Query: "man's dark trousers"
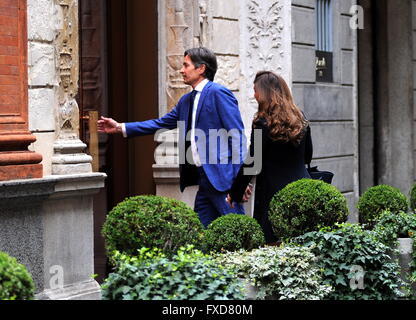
(194, 167, 245, 228)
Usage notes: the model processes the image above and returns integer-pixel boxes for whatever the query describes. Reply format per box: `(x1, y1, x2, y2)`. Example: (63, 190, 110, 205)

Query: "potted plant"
(373, 210, 416, 296)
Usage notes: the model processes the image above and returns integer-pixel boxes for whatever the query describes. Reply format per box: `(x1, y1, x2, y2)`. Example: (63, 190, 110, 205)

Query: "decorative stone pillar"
(0, 0, 43, 181)
(166, 0, 191, 110)
(240, 0, 292, 128)
(52, 0, 92, 175)
(154, 0, 203, 207)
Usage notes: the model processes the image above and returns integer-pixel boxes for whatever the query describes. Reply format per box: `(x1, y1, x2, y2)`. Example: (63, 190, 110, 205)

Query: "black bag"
(307, 164, 334, 184)
(304, 122, 334, 184)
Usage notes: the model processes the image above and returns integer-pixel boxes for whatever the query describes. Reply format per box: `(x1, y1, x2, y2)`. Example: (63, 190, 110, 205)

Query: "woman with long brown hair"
(226, 71, 313, 243)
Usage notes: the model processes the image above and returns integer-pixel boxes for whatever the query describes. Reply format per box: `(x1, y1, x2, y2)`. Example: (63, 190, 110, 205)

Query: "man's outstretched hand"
(97, 116, 122, 134)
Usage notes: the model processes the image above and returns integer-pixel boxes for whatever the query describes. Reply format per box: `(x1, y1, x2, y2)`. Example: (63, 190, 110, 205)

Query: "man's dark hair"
(184, 47, 218, 81)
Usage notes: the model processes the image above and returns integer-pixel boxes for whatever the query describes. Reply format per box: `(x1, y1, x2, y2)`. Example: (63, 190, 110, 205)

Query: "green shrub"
(411, 240, 416, 288)
(215, 245, 332, 300)
(0, 252, 35, 300)
(101, 246, 244, 300)
(202, 214, 265, 253)
(293, 223, 407, 300)
(268, 179, 348, 240)
(373, 211, 416, 247)
(410, 184, 416, 212)
(102, 195, 204, 259)
(357, 185, 408, 229)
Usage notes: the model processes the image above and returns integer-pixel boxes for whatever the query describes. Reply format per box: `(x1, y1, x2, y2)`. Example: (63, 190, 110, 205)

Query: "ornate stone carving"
(52, 0, 92, 175)
(55, 0, 80, 140)
(215, 56, 240, 91)
(246, 0, 285, 78)
(240, 0, 292, 136)
(155, 0, 204, 179)
(59, 99, 79, 140)
(166, 0, 190, 110)
(196, 0, 210, 47)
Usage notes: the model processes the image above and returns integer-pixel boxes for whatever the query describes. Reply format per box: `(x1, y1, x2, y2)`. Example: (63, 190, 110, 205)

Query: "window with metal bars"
(316, 0, 333, 82)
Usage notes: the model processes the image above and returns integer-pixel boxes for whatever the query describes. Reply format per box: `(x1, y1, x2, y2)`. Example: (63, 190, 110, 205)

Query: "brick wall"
(0, 0, 28, 132)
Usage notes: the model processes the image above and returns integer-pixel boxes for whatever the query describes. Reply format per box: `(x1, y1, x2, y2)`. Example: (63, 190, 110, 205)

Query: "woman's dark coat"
(229, 118, 313, 243)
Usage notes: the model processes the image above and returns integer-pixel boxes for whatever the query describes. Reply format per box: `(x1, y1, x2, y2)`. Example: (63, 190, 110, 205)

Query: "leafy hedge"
(102, 246, 244, 300)
(0, 252, 35, 300)
(411, 240, 416, 289)
(268, 179, 348, 240)
(102, 195, 204, 259)
(373, 211, 416, 247)
(215, 245, 332, 300)
(293, 223, 406, 300)
(202, 214, 265, 253)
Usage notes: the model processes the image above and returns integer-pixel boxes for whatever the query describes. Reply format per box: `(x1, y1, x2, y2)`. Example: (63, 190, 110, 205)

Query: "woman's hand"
(97, 116, 123, 134)
(242, 183, 254, 202)
(226, 184, 254, 208)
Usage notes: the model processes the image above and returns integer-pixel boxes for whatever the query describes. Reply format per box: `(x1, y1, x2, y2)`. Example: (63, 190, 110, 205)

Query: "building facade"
(0, 0, 415, 299)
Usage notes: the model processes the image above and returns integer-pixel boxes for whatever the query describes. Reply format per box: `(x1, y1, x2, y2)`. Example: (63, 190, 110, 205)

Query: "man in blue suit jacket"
(98, 47, 246, 227)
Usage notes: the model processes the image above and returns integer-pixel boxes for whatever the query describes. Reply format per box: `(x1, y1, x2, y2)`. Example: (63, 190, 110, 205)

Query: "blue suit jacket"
(125, 81, 246, 192)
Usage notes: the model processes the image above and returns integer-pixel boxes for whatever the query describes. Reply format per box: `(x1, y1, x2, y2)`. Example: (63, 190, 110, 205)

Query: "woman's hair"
(253, 71, 308, 145)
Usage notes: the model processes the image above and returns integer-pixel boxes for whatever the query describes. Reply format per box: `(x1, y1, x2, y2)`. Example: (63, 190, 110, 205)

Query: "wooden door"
(78, 0, 110, 284)
(78, 0, 158, 282)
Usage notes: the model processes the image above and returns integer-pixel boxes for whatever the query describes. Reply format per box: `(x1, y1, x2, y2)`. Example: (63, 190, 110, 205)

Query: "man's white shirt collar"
(194, 78, 209, 93)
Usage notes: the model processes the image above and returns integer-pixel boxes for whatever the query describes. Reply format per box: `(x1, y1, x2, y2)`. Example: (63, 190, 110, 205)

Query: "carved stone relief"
(215, 56, 240, 91)
(166, 0, 190, 111)
(246, 0, 285, 79)
(241, 0, 292, 118)
(55, 0, 80, 140)
(52, 0, 92, 175)
(165, 0, 209, 111)
(155, 0, 212, 169)
(237, 0, 292, 139)
(194, 0, 211, 48)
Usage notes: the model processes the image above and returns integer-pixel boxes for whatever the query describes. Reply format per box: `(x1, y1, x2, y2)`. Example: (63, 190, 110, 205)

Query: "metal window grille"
(316, 0, 333, 82)
(316, 0, 333, 52)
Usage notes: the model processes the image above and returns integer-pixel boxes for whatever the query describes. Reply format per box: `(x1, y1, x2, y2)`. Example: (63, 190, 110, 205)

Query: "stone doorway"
(78, 0, 158, 282)
(358, 0, 414, 195)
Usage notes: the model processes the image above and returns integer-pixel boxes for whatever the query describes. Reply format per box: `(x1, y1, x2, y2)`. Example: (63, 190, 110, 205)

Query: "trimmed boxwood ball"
(0, 251, 35, 300)
(202, 214, 265, 252)
(357, 185, 408, 228)
(268, 179, 349, 240)
(102, 195, 204, 258)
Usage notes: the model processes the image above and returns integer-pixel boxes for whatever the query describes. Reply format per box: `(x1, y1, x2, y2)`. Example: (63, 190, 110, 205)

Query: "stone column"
(240, 0, 292, 128)
(154, 0, 202, 207)
(0, 0, 43, 181)
(375, 0, 414, 194)
(358, 0, 375, 193)
(52, 0, 92, 175)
